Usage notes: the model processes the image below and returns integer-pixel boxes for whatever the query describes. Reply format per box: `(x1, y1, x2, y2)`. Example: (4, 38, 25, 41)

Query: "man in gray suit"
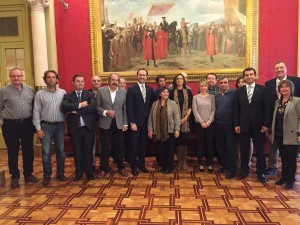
(96, 73, 128, 178)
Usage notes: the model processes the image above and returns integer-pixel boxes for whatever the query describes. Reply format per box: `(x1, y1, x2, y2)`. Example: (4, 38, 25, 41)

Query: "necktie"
(247, 86, 253, 103)
(77, 91, 81, 103)
(141, 85, 146, 102)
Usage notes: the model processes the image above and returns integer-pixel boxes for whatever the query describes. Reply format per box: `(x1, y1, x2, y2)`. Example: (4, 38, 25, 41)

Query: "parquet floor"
(0, 152, 300, 225)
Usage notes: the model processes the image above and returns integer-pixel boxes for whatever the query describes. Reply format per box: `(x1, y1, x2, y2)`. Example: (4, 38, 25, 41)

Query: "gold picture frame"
(89, 0, 259, 83)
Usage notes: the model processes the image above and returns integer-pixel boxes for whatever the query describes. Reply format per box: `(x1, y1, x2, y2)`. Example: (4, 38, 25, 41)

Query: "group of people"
(0, 61, 299, 190)
(102, 15, 246, 71)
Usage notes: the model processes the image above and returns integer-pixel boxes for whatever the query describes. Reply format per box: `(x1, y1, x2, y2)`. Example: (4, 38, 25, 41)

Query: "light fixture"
(59, 0, 68, 10)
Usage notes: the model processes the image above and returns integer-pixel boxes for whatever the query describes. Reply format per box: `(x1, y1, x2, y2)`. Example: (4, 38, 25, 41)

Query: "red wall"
(55, 0, 299, 91)
(55, 0, 92, 92)
(258, 0, 298, 85)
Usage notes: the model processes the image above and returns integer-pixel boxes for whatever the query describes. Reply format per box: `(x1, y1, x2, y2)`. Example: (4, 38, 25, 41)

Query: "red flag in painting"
(147, 3, 174, 16)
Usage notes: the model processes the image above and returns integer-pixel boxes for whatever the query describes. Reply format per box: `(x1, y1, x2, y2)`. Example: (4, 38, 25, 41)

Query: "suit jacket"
(270, 97, 300, 145)
(62, 90, 96, 134)
(126, 83, 154, 128)
(234, 83, 271, 132)
(96, 86, 127, 129)
(265, 76, 300, 111)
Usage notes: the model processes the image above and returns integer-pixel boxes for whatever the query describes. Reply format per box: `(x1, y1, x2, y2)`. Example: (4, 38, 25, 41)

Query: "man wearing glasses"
(0, 68, 39, 189)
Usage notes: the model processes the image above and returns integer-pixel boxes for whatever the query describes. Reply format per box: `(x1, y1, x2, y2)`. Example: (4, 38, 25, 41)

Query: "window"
(0, 17, 19, 36)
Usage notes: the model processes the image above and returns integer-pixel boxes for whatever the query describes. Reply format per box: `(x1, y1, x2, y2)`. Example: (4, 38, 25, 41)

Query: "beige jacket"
(148, 99, 181, 134)
(270, 96, 300, 145)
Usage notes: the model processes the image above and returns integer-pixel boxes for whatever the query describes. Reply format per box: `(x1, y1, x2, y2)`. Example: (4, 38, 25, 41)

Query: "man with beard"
(33, 70, 67, 185)
(96, 73, 128, 178)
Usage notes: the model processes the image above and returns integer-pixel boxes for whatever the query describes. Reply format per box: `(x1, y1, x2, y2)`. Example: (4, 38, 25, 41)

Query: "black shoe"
(275, 178, 286, 185)
(87, 175, 95, 180)
(43, 177, 51, 186)
(217, 168, 226, 174)
(258, 174, 267, 183)
(163, 169, 171, 174)
(285, 182, 294, 189)
(56, 174, 67, 182)
(131, 170, 138, 176)
(10, 178, 20, 189)
(159, 168, 165, 173)
(238, 172, 249, 179)
(265, 167, 278, 175)
(138, 167, 149, 173)
(225, 171, 235, 179)
(73, 175, 83, 182)
(152, 161, 159, 168)
(25, 175, 39, 183)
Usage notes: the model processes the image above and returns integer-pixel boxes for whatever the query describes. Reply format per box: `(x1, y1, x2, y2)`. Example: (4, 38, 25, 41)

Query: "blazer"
(126, 83, 154, 128)
(148, 99, 181, 134)
(265, 76, 300, 111)
(96, 86, 127, 129)
(61, 90, 96, 134)
(234, 83, 271, 132)
(270, 96, 300, 145)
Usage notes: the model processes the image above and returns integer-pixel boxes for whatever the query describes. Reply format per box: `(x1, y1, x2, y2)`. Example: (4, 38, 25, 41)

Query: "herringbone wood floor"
(0, 151, 300, 225)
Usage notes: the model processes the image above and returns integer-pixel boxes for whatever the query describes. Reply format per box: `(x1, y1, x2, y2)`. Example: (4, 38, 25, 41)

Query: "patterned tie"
(247, 86, 253, 103)
(141, 85, 146, 103)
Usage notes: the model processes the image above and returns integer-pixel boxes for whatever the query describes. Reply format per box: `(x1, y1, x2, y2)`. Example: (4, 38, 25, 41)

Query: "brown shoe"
(119, 169, 128, 177)
(97, 171, 107, 179)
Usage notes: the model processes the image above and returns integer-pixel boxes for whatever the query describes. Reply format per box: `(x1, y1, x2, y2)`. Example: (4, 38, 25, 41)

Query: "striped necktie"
(247, 86, 253, 103)
(141, 85, 146, 102)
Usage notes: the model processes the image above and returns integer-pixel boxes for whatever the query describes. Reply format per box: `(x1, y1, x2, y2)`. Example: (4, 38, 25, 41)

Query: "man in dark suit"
(234, 67, 271, 183)
(62, 74, 96, 181)
(96, 73, 128, 178)
(265, 61, 300, 175)
(126, 68, 154, 176)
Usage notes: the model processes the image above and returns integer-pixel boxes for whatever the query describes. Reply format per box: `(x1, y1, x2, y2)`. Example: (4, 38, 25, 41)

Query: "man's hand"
(174, 130, 180, 138)
(106, 110, 115, 118)
(36, 129, 45, 139)
(122, 125, 128, 132)
(235, 126, 240, 134)
(148, 131, 153, 139)
(80, 101, 88, 108)
(131, 123, 137, 131)
(261, 126, 268, 133)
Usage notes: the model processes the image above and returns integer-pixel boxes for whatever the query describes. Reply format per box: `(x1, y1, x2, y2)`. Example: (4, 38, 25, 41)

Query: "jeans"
(40, 122, 65, 177)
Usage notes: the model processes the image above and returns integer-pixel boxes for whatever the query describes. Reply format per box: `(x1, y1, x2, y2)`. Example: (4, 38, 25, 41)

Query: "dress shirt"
(103, 87, 118, 116)
(33, 87, 66, 130)
(0, 84, 34, 126)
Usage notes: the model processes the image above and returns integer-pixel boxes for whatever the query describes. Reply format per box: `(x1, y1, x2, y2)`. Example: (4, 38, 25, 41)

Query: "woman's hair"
(235, 76, 244, 88)
(172, 73, 187, 89)
(278, 79, 295, 96)
(199, 79, 208, 87)
(157, 86, 169, 94)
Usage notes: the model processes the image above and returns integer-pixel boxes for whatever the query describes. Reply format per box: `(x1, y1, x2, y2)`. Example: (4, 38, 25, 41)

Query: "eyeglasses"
(176, 77, 184, 80)
(10, 75, 22, 78)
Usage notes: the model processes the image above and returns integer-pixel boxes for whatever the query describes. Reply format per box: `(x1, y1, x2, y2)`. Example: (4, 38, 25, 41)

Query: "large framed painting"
(89, 0, 259, 82)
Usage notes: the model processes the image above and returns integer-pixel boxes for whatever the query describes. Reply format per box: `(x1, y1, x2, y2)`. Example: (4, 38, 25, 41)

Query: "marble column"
(27, 0, 49, 89)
